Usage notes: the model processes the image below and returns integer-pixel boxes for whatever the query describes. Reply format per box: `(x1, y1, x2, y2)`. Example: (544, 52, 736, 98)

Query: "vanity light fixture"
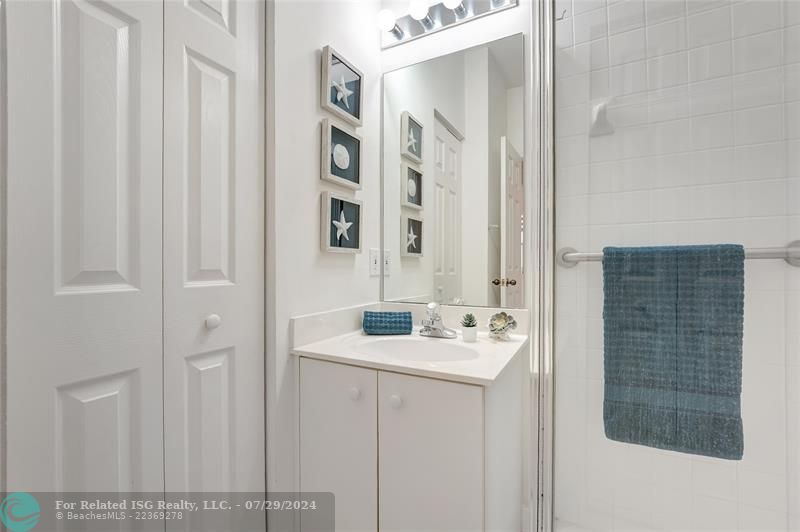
(380, 0, 519, 49)
(443, 0, 467, 17)
(377, 9, 405, 39)
(409, 0, 435, 30)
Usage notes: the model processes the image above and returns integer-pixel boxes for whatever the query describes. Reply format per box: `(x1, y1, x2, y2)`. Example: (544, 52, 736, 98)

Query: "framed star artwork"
(400, 111, 423, 164)
(401, 162, 423, 210)
(321, 119, 362, 190)
(401, 214, 423, 258)
(320, 45, 363, 128)
(321, 192, 362, 253)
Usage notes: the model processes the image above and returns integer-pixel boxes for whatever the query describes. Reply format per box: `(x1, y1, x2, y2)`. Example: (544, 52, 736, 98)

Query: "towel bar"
(557, 240, 800, 268)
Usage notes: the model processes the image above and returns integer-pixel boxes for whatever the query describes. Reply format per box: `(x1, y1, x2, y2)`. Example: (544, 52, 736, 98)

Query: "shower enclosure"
(548, 0, 800, 530)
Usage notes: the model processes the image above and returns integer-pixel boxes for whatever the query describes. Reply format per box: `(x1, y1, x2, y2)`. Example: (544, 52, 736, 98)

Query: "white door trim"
(433, 109, 465, 142)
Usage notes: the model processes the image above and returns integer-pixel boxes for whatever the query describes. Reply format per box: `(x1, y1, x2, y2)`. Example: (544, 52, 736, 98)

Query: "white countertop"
(291, 328, 529, 386)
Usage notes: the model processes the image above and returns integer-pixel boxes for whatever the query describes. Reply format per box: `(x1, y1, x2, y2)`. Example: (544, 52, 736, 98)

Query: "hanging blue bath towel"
(602, 245, 745, 460)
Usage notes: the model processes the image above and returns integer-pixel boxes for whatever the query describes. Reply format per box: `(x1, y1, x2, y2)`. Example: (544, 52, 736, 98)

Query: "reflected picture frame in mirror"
(400, 111, 423, 164)
(401, 162, 423, 210)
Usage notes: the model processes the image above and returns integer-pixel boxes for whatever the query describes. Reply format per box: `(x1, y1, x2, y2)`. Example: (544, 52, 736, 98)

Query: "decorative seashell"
(332, 143, 350, 170)
(488, 312, 517, 339)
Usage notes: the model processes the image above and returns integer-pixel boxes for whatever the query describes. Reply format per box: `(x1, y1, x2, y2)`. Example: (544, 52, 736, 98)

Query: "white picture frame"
(400, 111, 423, 164)
(320, 45, 364, 128)
(401, 161, 423, 210)
(321, 192, 363, 254)
(401, 214, 424, 258)
(321, 118, 362, 190)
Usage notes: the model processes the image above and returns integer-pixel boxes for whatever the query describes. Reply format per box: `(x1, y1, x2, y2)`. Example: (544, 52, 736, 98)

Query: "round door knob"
(508, 279, 517, 286)
(205, 314, 222, 330)
(389, 395, 403, 409)
(349, 387, 361, 401)
(492, 278, 501, 286)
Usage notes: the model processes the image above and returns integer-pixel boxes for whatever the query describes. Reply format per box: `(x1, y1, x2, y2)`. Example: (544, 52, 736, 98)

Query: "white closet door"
(5, 0, 164, 492)
(163, 0, 265, 493)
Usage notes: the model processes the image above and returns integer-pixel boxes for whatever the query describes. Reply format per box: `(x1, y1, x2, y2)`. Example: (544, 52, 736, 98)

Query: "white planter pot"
(462, 327, 478, 343)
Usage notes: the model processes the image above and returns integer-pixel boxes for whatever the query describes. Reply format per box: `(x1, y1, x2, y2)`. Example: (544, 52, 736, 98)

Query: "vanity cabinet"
(299, 353, 523, 532)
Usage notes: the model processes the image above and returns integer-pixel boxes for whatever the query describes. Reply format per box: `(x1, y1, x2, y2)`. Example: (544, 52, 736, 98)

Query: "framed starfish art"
(401, 161, 423, 210)
(400, 111, 423, 164)
(321, 119, 362, 190)
(401, 214, 423, 258)
(320, 45, 363, 127)
(321, 192, 362, 253)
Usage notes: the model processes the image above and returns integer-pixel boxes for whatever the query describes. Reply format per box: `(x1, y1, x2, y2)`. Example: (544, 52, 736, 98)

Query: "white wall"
(487, 55, 508, 306)
(462, 47, 491, 306)
(553, 0, 800, 529)
(507, 85, 524, 154)
(267, 0, 383, 495)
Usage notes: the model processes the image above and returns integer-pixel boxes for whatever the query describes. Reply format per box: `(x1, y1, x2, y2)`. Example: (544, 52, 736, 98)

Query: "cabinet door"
(379, 372, 484, 532)
(300, 358, 378, 532)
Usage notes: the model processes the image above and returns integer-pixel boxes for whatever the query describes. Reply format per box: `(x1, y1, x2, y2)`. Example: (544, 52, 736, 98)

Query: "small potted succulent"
(460, 313, 478, 343)
(488, 311, 517, 340)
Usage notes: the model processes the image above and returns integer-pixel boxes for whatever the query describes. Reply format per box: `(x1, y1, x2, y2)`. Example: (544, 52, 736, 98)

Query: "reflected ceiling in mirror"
(382, 34, 525, 309)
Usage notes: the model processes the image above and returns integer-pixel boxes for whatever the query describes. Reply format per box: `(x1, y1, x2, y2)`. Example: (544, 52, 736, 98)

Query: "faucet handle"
(426, 302, 440, 319)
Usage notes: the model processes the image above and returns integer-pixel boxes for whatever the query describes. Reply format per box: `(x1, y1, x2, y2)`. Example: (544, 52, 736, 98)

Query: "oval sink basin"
(352, 337, 480, 362)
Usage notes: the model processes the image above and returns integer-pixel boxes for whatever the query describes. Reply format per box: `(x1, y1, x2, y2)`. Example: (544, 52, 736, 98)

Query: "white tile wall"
(554, 0, 800, 530)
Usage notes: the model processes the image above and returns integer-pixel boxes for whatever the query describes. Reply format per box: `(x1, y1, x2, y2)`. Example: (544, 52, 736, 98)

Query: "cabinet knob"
(349, 387, 361, 401)
(389, 394, 403, 409)
(205, 314, 222, 330)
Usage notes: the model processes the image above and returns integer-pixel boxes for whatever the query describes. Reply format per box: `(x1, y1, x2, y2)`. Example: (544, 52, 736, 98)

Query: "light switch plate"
(369, 248, 380, 276)
(383, 250, 391, 276)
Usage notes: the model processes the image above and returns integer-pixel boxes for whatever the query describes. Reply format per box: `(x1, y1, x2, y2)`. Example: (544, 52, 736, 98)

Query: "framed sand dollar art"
(321, 118, 362, 190)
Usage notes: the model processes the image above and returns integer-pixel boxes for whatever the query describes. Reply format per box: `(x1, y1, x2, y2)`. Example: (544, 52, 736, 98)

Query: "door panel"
(5, 0, 164, 492)
(164, 0, 264, 493)
(500, 137, 524, 308)
(184, 49, 235, 286)
(56, 0, 143, 293)
(300, 358, 378, 532)
(432, 119, 462, 304)
(378, 372, 483, 532)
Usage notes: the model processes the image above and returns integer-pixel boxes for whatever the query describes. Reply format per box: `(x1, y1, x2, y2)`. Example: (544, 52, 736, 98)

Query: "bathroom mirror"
(382, 34, 525, 308)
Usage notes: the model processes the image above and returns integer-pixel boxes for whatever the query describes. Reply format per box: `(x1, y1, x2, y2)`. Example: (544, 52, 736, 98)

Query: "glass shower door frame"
(532, 0, 556, 531)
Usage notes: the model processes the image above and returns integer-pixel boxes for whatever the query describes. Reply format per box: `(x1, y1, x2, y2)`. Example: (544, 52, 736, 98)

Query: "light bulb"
(409, 0, 430, 21)
(377, 9, 397, 32)
(443, 0, 467, 16)
(377, 8, 405, 38)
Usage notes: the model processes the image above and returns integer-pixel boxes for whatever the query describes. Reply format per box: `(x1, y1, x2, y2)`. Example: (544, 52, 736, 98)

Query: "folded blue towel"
(362, 311, 413, 335)
(603, 245, 744, 460)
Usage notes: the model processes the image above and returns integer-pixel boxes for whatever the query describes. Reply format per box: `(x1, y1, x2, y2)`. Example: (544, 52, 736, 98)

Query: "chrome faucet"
(419, 302, 457, 339)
